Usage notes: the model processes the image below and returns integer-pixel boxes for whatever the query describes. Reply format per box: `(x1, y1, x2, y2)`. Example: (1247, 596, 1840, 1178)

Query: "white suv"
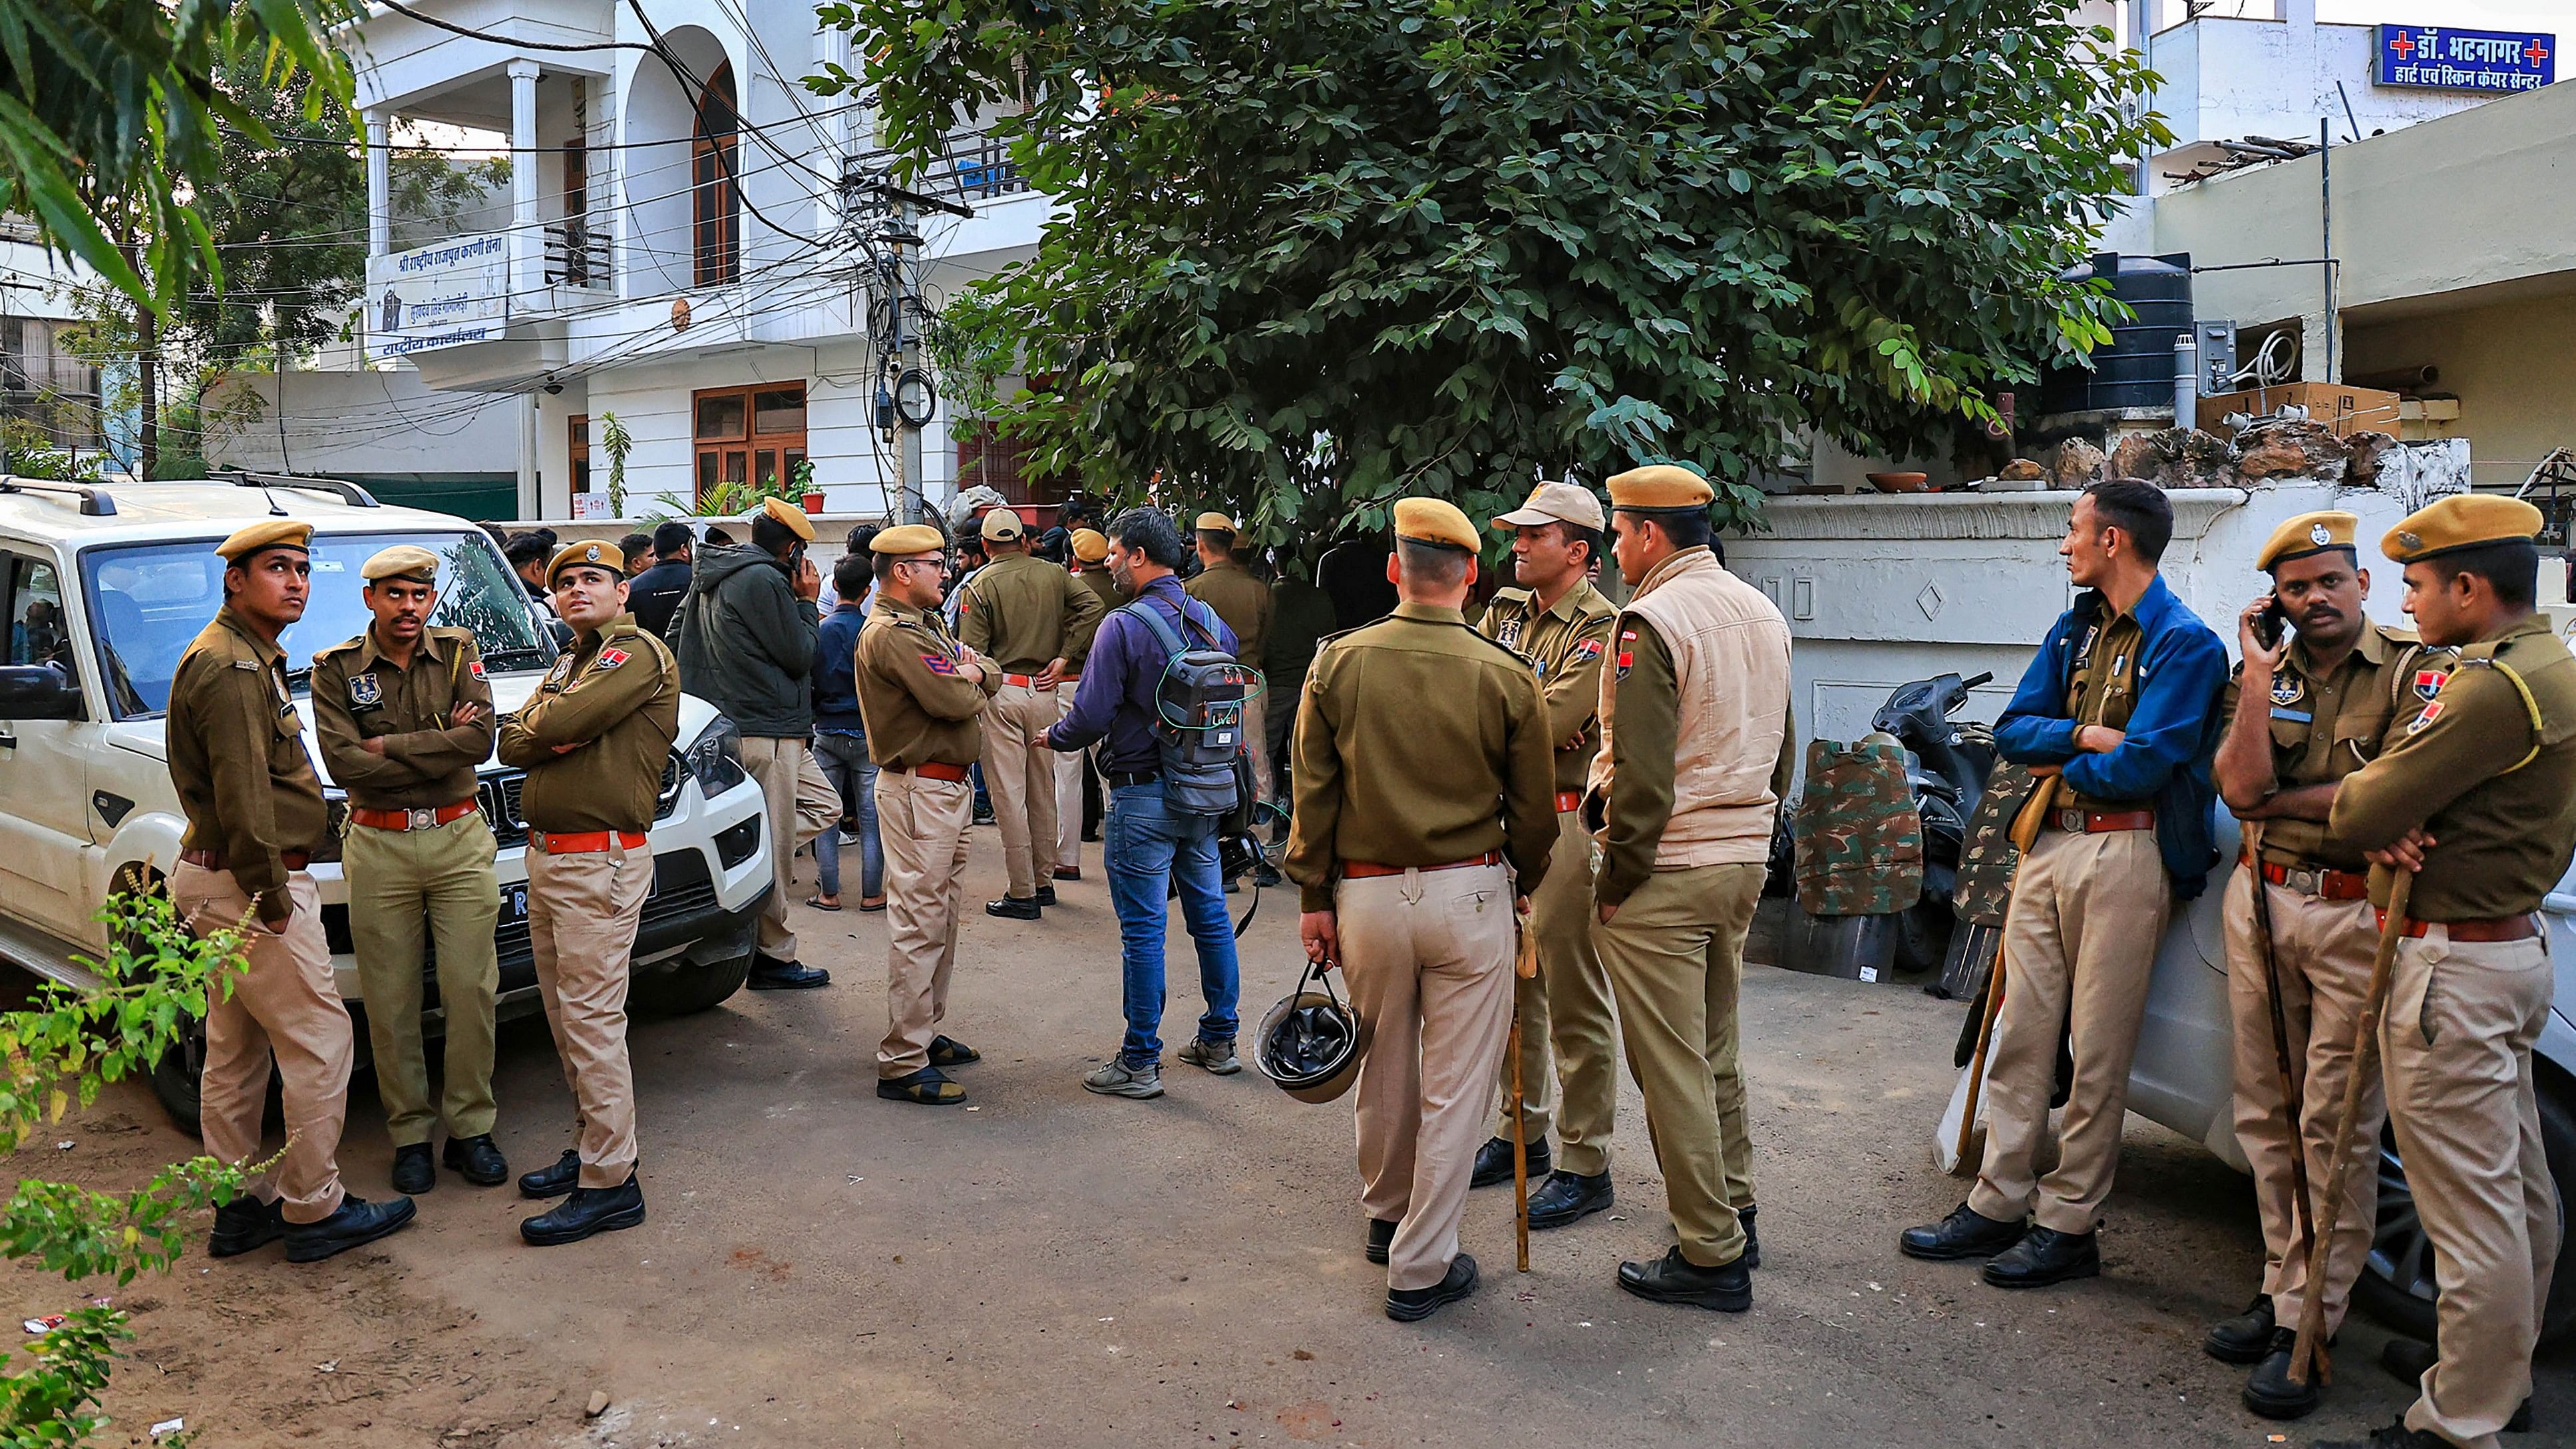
(0, 475, 774, 1126)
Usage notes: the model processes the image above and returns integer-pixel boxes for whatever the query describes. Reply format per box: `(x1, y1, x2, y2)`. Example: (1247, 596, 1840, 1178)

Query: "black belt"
(1107, 769, 1160, 788)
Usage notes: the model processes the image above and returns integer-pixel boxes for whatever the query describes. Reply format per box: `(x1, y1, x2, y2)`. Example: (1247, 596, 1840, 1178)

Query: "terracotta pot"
(802, 491, 827, 514)
(1866, 471, 1930, 493)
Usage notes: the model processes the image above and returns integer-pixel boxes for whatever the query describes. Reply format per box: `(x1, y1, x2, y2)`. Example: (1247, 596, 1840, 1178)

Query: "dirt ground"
(11, 833, 2572, 1448)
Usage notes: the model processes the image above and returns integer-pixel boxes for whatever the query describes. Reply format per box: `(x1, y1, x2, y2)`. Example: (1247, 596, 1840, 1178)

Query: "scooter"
(1867, 670, 1996, 974)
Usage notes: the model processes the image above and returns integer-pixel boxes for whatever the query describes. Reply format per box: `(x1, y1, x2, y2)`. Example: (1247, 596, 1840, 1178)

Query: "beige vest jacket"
(1591, 546, 1792, 867)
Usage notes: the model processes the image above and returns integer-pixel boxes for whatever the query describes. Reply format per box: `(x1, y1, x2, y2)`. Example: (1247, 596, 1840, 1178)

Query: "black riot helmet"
(1255, 959, 1370, 1104)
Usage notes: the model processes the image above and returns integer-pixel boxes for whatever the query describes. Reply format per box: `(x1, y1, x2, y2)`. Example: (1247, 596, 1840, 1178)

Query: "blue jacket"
(1995, 574, 2229, 899)
(813, 599, 868, 735)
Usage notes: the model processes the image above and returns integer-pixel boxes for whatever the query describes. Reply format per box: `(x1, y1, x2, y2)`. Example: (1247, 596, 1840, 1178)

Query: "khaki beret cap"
(759, 495, 817, 542)
(546, 540, 626, 586)
(2257, 511, 2360, 572)
(1070, 528, 1110, 563)
(216, 519, 313, 562)
(980, 509, 1025, 542)
(361, 544, 441, 583)
(1193, 511, 1237, 534)
(870, 523, 947, 556)
(1393, 497, 1480, 553)
(1606, 465, 1716, 511)
(2382, 493, 2544, 564)
(1493, 480, 1606, 532)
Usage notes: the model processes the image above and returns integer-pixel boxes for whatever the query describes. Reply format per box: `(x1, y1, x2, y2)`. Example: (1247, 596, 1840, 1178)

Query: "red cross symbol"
(2527, 38, 2550, 67)
(2388, 30, 2416, 58)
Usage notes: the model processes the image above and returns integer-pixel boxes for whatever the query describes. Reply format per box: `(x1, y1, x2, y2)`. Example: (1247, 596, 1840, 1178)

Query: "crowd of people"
(161, 472, 2571, 1449)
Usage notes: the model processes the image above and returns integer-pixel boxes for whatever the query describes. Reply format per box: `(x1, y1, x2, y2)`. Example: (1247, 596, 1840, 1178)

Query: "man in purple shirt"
(1047, 507, 1243, 1101)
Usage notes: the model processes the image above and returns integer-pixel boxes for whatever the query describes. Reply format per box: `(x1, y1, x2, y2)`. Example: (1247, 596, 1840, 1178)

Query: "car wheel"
(2354, 1067, 2576, 1347)
(628, 952, 751, 1018)
(150, 1012, 208, 1136)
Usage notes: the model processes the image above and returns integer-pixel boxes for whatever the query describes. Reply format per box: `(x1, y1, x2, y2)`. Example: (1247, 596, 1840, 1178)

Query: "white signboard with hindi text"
(367, 233, 510, 363)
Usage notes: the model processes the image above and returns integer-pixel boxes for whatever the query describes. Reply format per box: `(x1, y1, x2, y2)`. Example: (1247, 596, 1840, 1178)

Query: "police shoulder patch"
(595, 647, 631, 670)
(2412, 668, 2449, 701)
(1571, 638, 1605, 665)
(467, 660, 488, 681)
(921, 652, 960, 676)
(2407, 700, 2444, 734)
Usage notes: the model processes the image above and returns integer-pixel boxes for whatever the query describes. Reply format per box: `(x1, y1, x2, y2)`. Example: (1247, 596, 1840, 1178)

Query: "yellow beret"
(361, 544, 441, 583)
(1605, 465, 1716, 511)
(546, 540, 625, 586)
(216, 520, 312, 562)
(1193, 511, 1237, 534)
(759, 495, 817, 542)
(980, 509, 1025, 542)
(2382, 494, 2544, 564)
(1392, 497, 1479, 553)
(870, 523, 946, 556)
(2257, 511, 2359, 572)
(1070, 528, 1109, 563)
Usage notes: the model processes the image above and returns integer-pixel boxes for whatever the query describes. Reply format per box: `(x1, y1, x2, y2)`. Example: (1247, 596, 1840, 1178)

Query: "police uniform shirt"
(2218, 624, 2442, 872)
(166, 608, 329, 923)
(496, 615, 681, 833)
(310, 626, 496, 811)
(1186, 559, 1273, 667)
(1479, 579, 1617, 795)
(2061, 609, 2148, 813)
(855, 597, 1002, 770)
(956, 552, 1108, 675)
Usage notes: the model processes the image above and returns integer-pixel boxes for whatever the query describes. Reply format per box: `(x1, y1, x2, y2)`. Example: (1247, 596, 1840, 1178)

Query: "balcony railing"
(842, 125, 1039, 207)
(545, 220, 610, 290)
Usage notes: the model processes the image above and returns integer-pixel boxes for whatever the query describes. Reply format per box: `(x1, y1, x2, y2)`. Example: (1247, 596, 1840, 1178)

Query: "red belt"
(1555, 791, 1582, 814)
(2241, 851, 2371, 901)
(887, 761, 971, 783)
(529, 829, 647, 855)
(180, 848, 311, 871)
(1002, 672, 1053, 689)
(351, 800, 478, 832)
(2050, 808, 2154, 834)
(2376, 909, 2539, 942)
(1341, 850, 1504, 880)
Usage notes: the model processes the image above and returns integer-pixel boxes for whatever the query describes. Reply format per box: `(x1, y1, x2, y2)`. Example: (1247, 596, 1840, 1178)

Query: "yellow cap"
(1605, 465, 1715, 511)
(870, 523, 947, 556)
(1493, 480, 1606, 532)
(980, 509, 1025, 542)
(2257, 511, 2360, 572)
(1070, 528, 1109, 563)
(2382, 494, 2545, 564)
(216, 520, 313, 562)
(1193, 511, 1237, 534)
(759, 495, 817, 542)
(361, 544, 440, 583)
(1392, 497, 1480, 553)
(546, 540, 626, 586)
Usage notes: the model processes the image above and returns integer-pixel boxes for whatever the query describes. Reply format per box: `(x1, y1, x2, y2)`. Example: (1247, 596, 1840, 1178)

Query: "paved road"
(9, 838, 2569, 1448)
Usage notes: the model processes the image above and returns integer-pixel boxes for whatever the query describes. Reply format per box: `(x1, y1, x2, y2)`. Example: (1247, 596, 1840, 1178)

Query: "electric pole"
(844, 157, 971, 527)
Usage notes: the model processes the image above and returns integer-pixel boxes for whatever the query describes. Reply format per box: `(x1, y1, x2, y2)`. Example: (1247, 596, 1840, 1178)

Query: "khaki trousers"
(346, 813, 502, 1147)
(1339, 862, 1517, 1291)
(1240, 667, 1274, 809)
(1595, 861, 1764, 1266)
(1968, 827, 2171, 1233)
(1487, 809, 1622, 1176)
(741, 735, 838, 960)
(2386, 928, 2559, 1449)
(984, 681, 1062, 900)
(2221, 866, 2383, 1335)
(173, 865, 350, 1224)
(1054, 688, 1085, 872)
(525, 839, 651, 1188)
(876, 767, 974, 1077)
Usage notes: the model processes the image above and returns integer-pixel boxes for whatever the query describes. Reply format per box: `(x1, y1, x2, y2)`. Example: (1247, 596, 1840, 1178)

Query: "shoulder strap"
(2459, 642, 2547, 772)
(1127, 597, 1189, 660)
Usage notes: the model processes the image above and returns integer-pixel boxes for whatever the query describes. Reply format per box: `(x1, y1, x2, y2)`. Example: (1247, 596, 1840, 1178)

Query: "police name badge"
(349, 672, 382, 708)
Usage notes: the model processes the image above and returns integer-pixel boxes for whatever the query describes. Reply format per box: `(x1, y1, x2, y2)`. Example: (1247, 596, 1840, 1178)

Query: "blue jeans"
(1105, 781, 1240, 1066)
(812, 732, 882, 901)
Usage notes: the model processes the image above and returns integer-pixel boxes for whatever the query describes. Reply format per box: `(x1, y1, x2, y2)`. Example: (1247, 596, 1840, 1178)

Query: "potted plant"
(793, 459, 825, 514)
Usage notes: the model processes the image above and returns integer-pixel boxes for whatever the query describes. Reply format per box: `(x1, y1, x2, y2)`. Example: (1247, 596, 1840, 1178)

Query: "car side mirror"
(0, 663, 83, 720)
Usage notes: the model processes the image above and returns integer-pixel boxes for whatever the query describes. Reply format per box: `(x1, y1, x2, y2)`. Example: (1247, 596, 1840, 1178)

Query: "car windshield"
(81, 530, 557, 719)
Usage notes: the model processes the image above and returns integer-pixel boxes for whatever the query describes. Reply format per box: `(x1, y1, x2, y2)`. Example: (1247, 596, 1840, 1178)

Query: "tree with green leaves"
(813, 0, 2165, 551)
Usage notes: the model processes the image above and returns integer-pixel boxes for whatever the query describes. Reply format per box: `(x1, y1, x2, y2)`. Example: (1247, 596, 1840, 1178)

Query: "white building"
(341, 0, 1053, 518)
(0, 226, 109, 469)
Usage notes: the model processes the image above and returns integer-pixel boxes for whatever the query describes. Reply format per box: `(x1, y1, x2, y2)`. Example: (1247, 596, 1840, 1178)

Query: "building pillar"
(365, 110, 391, 258)
(508, 58, 542, 304)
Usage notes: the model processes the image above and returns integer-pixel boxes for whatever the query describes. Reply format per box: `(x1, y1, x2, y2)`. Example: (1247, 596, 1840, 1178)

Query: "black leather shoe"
(1365, 1217, 1398, 1265)
(2204, 1293, 2276, 1364)
(2379, 1339, 2532, 1433)
(441, 1134, 508, 1187)
(520, 1173, 645, 1246)
(1385, 1253, 1479, 1322)
(1034, 885, 1057, 907)
(748, 956, 831, 990)
(2242, 1328, 2321, 1420)
(207, 1195, 285, 1258)
(1526, 1170, 1613, 1230)
(1899, 1202, 2025, 1261)
(285, 1193, 417, 1263)
(2311, 1420, 2452, 1449)
(390, 1142, 435, 1195)
(1469, 1134, 1550, 1189)
(1982, 1225, 2100, 1289)
(986, 896, 1043, 921)
(1253, 862, 1284, 889)
(1740, 1204, 1761, 1271)
(519, 1148, 580, 1199)
(1618, 1247, 1751, 1312)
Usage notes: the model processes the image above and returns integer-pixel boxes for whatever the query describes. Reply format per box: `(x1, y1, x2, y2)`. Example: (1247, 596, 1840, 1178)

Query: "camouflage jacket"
(1792, 737, 1923, 917)
(1951, 760, 2042, 927)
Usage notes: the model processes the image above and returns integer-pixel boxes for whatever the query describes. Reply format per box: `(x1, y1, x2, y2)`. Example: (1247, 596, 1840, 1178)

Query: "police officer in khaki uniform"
(2318, 495, 2576, 1449)
(958, 509, 1106, 917)
(498, 540, 680, 1245)
(2205, 512, 2446, 1420)
(858, 524, 1002, 1106)
(1286, 497, 1557, 1323)
(1055, 527, 1117, 878)
(1460, 482, 1621, 1227)
(172, 520, 418, 1263)
(311, 545, 506, 1197)
(1189, 512, 1276, 824)
(1584, 467, 1792, 1311)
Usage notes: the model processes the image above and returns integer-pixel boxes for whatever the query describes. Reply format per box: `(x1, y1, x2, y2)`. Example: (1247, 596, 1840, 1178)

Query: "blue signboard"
(2376, 25, 2555, 93)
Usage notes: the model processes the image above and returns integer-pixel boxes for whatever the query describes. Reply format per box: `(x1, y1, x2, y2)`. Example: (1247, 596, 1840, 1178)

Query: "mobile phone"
(2255, 601, 2289, 650)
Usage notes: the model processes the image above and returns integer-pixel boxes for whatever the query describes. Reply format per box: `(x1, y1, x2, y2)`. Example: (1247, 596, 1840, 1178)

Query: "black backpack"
(1125, 595, 1254, 820)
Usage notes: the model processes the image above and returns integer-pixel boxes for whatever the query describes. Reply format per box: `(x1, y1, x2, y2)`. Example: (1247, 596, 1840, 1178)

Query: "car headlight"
(684, 715, 748, 796)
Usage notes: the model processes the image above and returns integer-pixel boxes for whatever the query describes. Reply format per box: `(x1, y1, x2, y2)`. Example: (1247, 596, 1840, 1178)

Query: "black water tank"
(2044, 252, 2193, 413)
